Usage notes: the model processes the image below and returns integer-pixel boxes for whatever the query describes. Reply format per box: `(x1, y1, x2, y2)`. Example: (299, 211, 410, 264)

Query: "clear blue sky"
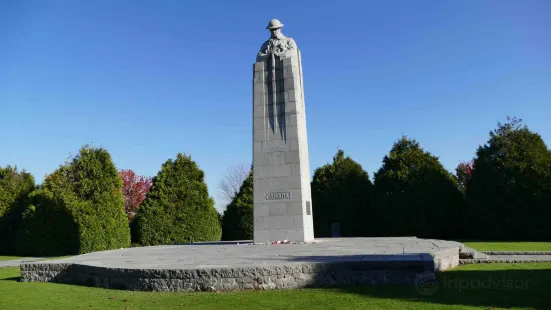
(1, 0, 550, 211)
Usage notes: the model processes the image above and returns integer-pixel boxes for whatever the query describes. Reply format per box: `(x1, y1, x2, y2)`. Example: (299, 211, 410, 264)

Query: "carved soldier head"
(266, 19, 284, 38)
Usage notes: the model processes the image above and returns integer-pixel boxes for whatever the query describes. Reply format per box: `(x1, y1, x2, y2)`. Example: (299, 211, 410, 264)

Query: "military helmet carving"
(266, 19, 284, 30)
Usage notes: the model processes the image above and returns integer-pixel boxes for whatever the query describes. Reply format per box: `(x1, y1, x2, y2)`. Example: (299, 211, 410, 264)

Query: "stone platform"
(20, 237, 462, 292)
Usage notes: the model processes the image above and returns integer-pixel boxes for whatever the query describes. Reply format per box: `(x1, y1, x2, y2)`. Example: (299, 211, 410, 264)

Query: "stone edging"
(20, 261, 432, 292)
(460, 258, 551, 264)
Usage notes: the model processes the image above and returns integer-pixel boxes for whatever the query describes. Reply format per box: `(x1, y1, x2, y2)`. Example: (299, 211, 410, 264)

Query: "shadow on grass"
(253, 254, 551, 309)
(331, 266, 551, 310)
(1, 276, 20, 282)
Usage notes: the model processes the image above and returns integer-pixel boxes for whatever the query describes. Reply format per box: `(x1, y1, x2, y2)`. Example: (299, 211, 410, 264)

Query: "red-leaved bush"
(119, 169, 152, 222)
(455, 160, 474, 192)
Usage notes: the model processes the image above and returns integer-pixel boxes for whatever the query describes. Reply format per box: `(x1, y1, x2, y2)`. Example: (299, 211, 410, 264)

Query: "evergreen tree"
(0, 166, 35, 254)
(221, 167, 253, 241)
(17, 145, 130, 256)
(372, 136, 464, 238)
(133, 153, 221, 245)
(465, 117, 551, 240)
(311, 149, 373, 237)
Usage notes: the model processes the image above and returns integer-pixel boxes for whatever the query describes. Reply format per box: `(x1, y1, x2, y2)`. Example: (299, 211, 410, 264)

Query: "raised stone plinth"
(20, 237, 462, 292)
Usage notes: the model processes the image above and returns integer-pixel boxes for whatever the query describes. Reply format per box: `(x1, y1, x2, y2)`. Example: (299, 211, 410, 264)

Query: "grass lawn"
(0, 256, 24, 261)
(1, 263, 550, 309)
(461, 242, 551, 252)
(0, 256, 72, 262)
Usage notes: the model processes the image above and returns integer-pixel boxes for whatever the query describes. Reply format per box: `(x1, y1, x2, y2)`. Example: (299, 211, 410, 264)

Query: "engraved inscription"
(265, 192, 291, 201)
(306, 201, 311, 215)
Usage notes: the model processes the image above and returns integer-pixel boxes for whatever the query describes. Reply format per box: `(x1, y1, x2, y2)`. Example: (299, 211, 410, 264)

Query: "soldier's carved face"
(270, 28, 281, 38)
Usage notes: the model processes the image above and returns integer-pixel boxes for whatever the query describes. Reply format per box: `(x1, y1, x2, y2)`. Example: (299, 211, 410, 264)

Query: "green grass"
(1, 263, 551, 309)
(0, 256, 24, 261)
(462, 242, 551, 252)
(0, 256, 72, 262)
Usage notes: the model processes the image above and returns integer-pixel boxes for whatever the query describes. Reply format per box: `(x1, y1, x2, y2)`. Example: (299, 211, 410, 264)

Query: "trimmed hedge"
(16, 146, 130, 256)
(312, 149, 373, 237)
(221, 168, 253, 241)
(133, 153, 222, 245)
(372, 136, 464, 239)
(465, 117, 551, 240)
(0, 166, 35, 254)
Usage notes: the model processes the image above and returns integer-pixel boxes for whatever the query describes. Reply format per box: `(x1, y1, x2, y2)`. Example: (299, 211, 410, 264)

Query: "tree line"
(222, 117, 551, 242)
(0, 149, 221, 256)
(1, 117, 550, 256)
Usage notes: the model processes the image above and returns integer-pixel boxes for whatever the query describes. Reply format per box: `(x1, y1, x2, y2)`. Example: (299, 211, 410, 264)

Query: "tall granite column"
(252, 19, 314, 243)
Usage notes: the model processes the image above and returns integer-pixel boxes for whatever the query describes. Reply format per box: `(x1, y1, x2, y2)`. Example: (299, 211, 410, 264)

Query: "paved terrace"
(20, 237, 462, 292)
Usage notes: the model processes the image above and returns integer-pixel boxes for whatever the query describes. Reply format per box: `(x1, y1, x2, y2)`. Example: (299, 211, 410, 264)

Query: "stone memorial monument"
(252, 19, 314, 243)
(20, 20, 469, 291)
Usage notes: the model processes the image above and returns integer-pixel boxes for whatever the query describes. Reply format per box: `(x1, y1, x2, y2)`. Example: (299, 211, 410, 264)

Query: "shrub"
(372, 136, 464, 239)
(16, 145, 130, 256)
(132, 153, 222, 245)
(311, 149, 373, 237)
(0, 166, 35, 254)
(17, 188, 79, 256)
(119, 169, 152, 222)
(221, 168, 253, 241)
(465, 117, 551, 240)
(455, 160, 474, 193)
